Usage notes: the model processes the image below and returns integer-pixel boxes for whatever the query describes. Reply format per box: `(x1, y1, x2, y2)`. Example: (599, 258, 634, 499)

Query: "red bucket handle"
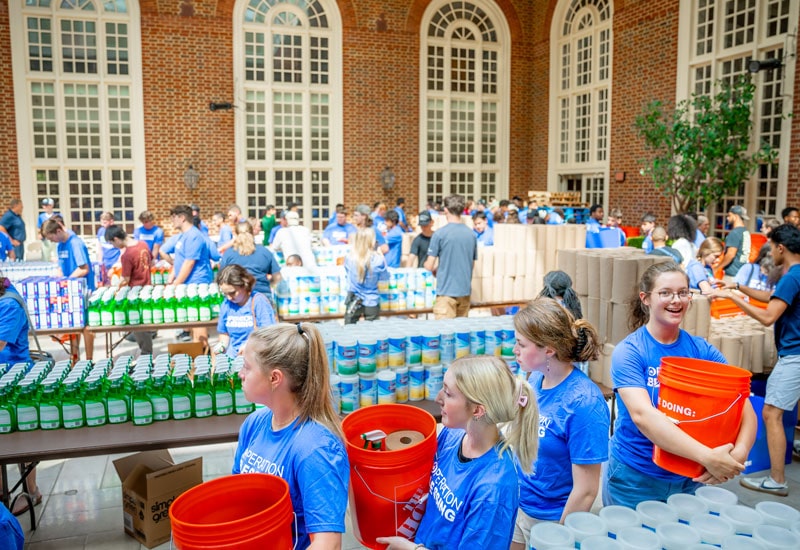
(353, 464, 430, 506)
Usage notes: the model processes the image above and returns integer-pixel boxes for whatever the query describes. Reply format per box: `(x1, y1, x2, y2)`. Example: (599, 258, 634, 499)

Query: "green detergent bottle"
(131, 375, 154, 426)
(83, 374, 108, 427)
(61, 379, 85, 429)
(170, 370, 194, 419)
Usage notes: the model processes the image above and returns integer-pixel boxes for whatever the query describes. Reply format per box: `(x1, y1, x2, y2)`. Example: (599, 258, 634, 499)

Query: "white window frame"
(10, 0, 147, 239)
(233, 0, 343, 230)
(418, 0, 511, 205)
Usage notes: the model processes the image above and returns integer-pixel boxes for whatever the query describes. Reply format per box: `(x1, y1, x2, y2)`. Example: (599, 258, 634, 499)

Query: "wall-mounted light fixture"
(379, 166, 396, 191)
(209, 102, 234, 111)
(184, 164, 200, 190)
(748, 58, 782, 73)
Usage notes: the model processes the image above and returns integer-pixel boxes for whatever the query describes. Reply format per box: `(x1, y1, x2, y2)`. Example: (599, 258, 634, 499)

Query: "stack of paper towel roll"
(709, 316, 777, 373)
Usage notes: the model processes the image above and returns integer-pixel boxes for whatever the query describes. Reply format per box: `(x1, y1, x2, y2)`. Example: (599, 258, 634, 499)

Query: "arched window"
(549, 0, 612, 208)
(235, 0, 342, 230)
(677, 0, 798, 236)
(10, 0, 145, 237)
(420, 0, 510, 205)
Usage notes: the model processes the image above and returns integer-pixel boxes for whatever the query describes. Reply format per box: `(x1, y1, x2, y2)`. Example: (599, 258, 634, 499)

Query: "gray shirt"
(427, 222, 477, 297)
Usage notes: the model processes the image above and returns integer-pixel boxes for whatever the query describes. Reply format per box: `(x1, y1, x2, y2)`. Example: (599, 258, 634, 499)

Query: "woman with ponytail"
(378, 355, 538, 550)
(233, 323, 348, 549)
(510, 298, 608, 548)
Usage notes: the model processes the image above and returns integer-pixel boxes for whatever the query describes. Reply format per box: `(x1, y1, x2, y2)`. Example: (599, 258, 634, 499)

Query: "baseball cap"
(729, 205, 750, 220)
(355, 204, 371, 216)
(418, 211, 432, 226)
(285, 211, 300, 225)
(41, 198, 54, 206)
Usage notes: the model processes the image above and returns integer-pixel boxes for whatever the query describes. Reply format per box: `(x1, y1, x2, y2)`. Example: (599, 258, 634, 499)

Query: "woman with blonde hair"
(219, 220, 282, 304)
(234, 322, 349, 549)
(685, 236, 724, 294)
(344, 227, 387, 324)
(510, 298, 608, 548)
(378, 355, 538, 550)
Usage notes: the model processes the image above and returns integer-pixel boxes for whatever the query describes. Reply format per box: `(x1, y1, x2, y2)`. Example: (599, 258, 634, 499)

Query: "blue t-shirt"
(199, 220, 209, 235)
(372, 214, 387, 235)
(219, 224, 234, 248)
(233, 409, 349, 549)
(0, 210, 25, 241)
(0, 286, 30, 366)
(427, 223, 477, 297)
(57, 232, 95, 291)
(134, 225, 165, 253)
(160, 234, 180, 256)
(344, 253, 387, 307)
(642, 233, 654, 253)
(414, 427, 520, 550)
(585, 218, 602, 233)
(519, 369, 609, 520)
(0, 232, 13, 261)
(610, 326, 726, 479)
(37, 212, 60, 229)
(269, 225, 282, 245)
(694, 229, 706, 248)
(394, 206, 410, 231)
(686, 259, 714, 290)
(384, 226, 404, 268)
(97, 226, 121, 269)
(771, 264, 800, 356)
(219, 246, 281, 299)
(322, 222, 356, 245)
(216, 292, 275, 357)
(474, 227, 494, 246)
(173, 226, 213, 284)
(734, 262, 769, 291)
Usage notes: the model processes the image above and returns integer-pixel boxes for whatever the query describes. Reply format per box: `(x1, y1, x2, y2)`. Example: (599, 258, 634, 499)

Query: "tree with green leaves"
(635, 75, 777, 213)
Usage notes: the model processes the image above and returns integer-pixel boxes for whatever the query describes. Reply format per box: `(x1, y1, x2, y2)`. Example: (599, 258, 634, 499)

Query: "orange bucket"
(169, 473, 294, 549)
(342, 403, 437, 549)
(654, 358, 751, 478)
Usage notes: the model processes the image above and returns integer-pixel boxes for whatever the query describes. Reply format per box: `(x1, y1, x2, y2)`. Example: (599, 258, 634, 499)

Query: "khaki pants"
(433, 295, 470, 319)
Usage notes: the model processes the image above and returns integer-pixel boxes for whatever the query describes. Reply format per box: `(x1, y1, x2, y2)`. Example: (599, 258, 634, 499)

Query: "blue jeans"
(602, 453, 701, 508)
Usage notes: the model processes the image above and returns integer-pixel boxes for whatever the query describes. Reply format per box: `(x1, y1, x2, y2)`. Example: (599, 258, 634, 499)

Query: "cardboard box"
(114, 450, 203, 548)
(167, 342, 207, 358)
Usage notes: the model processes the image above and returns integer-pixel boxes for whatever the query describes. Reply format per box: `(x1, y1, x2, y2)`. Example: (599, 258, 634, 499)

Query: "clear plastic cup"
(656, 521, 701, 550)
(694, 486, 737, 514)
(689, 512, 734, 546)
(755, 500, 800, 529)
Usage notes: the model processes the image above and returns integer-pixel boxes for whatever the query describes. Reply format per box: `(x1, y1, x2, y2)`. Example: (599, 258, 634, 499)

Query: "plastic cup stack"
(666, 492, 708, 524)
(694, 485, 737, 515)
(598, 505, 640, 539)
(689, 512, 734, 546)
(635, 500, 678, 531)
(655, 522, 701, 550)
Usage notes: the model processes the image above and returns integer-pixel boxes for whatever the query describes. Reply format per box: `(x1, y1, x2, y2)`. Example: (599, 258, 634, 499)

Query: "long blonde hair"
(448, 356, 538, 474)
(247, 323, 343, 440)
(232, 221, 256, 256)
(350, 227, 377, 282)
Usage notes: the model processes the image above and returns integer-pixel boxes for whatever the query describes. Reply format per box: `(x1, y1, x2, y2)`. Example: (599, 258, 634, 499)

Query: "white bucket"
(694, 486, 737, 514)
(752, 524, 800, 549)
(580, 535, 622, 549)
(655, 521, 701, 550)
(599, 505, 640, 538)
(666, 492, 708, 523)
(721, 533, 766, 549)
(635, 500, 678, 531)
(615, 526, 660, 550)
(564, 511, 606, 544)
(720, 503, 764, 535)
(689, 512, 734, 546)
(754, 500, 800, 529)
(529, 522, 574, 550)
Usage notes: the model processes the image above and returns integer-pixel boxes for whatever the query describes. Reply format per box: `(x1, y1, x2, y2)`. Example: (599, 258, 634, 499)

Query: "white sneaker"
(740, 475, 789, 497)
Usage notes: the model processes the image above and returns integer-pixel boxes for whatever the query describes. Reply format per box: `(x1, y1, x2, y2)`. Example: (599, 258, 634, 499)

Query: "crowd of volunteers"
(3, 194, 800, 549)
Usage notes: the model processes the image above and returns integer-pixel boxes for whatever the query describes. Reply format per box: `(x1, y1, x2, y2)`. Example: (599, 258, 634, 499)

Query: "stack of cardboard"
(470, 224, 587, 303)
(709, 316, 777, 373)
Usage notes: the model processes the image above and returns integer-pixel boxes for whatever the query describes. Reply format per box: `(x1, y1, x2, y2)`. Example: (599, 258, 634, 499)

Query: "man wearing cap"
(424, 194, 477, 319)
(472, 211, 494, 246)
(0, 199, 25, 260)
(719, 205, 752, 278)
(407, 211, 434, 267)
(353, 204, 389, 254)
(271, 210, 318, 272)
(322, 209, 356, 246)
(37, 198, 59, 261)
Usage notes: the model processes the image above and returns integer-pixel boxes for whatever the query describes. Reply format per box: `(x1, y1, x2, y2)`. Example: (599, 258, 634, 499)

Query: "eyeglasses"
(653, 289, 692, 301)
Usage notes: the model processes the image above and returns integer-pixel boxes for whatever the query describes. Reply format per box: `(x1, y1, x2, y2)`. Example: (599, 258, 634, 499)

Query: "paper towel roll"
(385, 430, 424, 451)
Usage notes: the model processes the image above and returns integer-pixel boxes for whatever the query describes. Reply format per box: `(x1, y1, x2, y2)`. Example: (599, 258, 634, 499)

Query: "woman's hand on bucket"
(375, 536, 420, 549)
(695, 443, 745, 484)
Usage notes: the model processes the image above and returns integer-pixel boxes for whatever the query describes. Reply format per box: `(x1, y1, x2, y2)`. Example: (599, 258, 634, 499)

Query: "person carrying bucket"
(710, 223, 800, 497)
(376, 355, 539, 550)
(510, 298, 609, 549)
(603, 261, 757, 509)
(233, 323, 349, 549)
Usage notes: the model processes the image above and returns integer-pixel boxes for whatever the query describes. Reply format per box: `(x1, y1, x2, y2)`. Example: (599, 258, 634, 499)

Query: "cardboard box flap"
(114, 449, 174, 483)
(123, 463, 154, 498)
(145, 457, 203, 499)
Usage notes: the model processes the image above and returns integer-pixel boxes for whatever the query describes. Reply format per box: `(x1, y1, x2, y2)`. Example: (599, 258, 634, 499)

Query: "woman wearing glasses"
(213, 264, 276, 357)
(603, 261, 756, 508)
(234, 322, 349, 549)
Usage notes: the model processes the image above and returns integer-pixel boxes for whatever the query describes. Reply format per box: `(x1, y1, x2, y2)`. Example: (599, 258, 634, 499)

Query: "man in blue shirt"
(191, 204, 209, 235)
(354, 204, 388, 253)
(714, 223, 800, 497)
(322, 210, 356, 246)
(640, 213, 656, 253)
(472, 211, 494, 246)
(133, 210, 165, 262)
(383, 210, 404, 268)
(37, 198, 59, 262)
(394, 197, 411, 232)
(586, 204, 604, 232)
(0, 199, 26, 260)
